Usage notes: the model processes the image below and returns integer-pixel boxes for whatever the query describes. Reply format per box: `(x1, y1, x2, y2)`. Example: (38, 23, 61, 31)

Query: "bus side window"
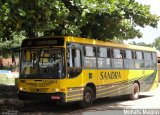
(144, 52, 152, 69)
(124, 50, 134, 69)
(74, 49, 82, 67)
(83, 46, 96, 68)
(97, 47, 110, 68)
(135, 51, 144, 68)
(67, 48, 82, 68)
(67, 47, 82, 78)
(67, 48, 73, 67)
(113, 49, 122, 58)
(112, 49, 123, 68)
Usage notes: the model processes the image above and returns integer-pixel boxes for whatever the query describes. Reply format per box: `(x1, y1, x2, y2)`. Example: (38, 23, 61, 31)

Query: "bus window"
(135, 51, 144, 68)
(112, 49, 123, 68)
(136, 51, 143, 60)
(124, 50, 134, 69)
(83, 46, 96, 68)
(67, 48, 73, 67)
(113, 49, 123, 58)
(67, 47, 82, 78)
(67, 48, 82, 67)
(125, 50, 132, 59)
(99, 47, 107, 57)
(74, 49, 82, 67)
(98, 47, 110, 68)
(144, 52, 152, 69)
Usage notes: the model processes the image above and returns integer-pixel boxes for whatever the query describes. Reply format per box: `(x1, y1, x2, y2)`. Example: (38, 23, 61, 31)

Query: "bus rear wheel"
(79, 86, 94, 108)
(129, 83, 140, 100)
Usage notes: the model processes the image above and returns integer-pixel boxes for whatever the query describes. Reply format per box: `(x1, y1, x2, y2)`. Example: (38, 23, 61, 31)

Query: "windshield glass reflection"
(20, 48, 65, 79)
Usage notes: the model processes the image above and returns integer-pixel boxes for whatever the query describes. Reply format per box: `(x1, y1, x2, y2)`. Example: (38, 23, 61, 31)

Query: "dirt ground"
(0, 85, 22, 110)
(0, 84, 160, 115)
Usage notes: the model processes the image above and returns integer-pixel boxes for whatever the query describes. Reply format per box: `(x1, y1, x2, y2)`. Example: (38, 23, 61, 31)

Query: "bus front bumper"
(18, 91, 66, 103)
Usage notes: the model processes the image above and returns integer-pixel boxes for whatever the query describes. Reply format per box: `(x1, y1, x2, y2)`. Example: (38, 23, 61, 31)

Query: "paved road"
(0, 84, 160, 115)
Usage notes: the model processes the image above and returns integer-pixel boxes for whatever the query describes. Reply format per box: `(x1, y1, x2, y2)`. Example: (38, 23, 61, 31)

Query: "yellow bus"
(17, 36, 159, 107)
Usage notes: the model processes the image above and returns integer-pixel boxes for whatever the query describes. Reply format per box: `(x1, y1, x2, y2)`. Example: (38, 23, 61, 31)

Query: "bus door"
(66, 44, 83, 88)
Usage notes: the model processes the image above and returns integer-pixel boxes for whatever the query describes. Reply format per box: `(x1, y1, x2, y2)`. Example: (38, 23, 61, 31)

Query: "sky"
(124, 0, 160, 44)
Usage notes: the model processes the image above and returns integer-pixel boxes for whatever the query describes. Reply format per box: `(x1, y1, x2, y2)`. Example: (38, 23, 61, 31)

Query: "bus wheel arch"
(79, 83, 96, 108)
(134, 80, 140, 91)
(129, 81, 140, 100)
(85, 83, 96, 99)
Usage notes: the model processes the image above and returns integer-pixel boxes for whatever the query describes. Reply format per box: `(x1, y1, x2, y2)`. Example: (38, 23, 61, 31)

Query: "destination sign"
(22, 37, 64, 47)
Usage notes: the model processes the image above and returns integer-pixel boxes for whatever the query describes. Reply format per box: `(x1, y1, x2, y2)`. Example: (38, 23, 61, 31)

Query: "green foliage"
(129, 41, 152, 47)
(152, 37, 160, 50)
(129, 36, 160, 51)
(0, 0, 159, 48)
(0, 32, 25, 58)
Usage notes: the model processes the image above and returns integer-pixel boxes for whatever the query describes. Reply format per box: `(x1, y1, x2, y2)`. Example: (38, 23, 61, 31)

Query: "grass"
(0, 74, 16, 85)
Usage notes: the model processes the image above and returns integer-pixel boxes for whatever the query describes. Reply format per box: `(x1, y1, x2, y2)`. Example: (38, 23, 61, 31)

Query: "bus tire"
(129, 83, 140, 100)
(79, 86, 94, 108)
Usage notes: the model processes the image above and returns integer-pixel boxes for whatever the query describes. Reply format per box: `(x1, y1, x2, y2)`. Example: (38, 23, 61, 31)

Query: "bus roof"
(23, 36, 156, 52)
(64, 36, 156, 52)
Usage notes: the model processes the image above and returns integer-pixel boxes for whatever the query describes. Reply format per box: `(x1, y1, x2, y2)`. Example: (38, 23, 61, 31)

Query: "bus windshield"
(20, 48, 65, 79)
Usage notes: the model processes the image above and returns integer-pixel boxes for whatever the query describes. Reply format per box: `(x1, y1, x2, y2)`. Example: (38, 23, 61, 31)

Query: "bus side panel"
(124, 70, 143, 94)
(82, 69, 98, 86)
(143, 70, 158, 91)
(150, 70, 159, 90)
(97, 70, 126, 98)
(125, 70, 158, 94)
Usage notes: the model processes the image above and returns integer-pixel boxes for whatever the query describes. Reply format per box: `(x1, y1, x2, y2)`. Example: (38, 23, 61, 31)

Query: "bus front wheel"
(129, 83, 140, 100)
(79, 86, 94, 108)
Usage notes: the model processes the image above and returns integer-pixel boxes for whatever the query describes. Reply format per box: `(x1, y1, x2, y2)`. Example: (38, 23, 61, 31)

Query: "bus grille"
(39, 83, 53, 87)
(26, 83, 38, 87)
(23, 80, 56, 87)
(26, 82, 53, 87)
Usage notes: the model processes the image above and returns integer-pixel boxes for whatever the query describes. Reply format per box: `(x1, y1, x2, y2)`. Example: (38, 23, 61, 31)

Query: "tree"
(152, 37, 160, 50)
(0, 32, 25, 57)
(0, 0, 159, 43)
(129, 41, 152, 47)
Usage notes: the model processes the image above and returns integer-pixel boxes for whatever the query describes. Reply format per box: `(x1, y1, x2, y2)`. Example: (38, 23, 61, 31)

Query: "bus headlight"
(19, 87, 23, 91)
(55, 88, 59, 92)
